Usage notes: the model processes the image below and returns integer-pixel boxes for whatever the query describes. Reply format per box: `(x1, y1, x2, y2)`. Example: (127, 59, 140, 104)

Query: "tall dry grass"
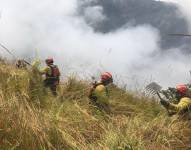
(0, 61, 190, 150)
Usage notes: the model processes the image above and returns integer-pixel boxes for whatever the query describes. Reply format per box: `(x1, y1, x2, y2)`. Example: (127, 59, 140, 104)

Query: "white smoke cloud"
(175, 1, 191, 30)
(83, 5, 106, 27)
(0, 0, 191, 89)
(158, 0, 191, 28)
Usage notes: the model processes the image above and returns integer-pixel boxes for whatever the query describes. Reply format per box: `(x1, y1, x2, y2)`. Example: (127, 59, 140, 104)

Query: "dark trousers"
(89, 96, 110, 113)
(44, 79, 58, 96)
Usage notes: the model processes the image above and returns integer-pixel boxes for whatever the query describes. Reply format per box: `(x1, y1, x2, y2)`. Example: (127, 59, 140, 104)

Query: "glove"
(160, 99, 170, 108)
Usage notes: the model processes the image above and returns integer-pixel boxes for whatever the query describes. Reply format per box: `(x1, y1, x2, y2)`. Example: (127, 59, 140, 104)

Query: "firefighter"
(88, 72, 113, 112)
(40, 58, 60, 96)
(160, 84, 191, 115)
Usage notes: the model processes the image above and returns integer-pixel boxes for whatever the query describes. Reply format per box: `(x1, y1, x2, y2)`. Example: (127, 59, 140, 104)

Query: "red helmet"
(101, 72, 113, 81)
(45, 57, 53, 64)
(176, 84, 187, 95)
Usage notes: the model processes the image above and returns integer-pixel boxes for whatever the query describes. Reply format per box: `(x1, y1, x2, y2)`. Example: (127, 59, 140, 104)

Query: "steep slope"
(0, 61, 190, 149)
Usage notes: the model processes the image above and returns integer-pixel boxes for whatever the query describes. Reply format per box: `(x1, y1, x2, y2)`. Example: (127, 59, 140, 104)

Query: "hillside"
(0, 61, 190, 150)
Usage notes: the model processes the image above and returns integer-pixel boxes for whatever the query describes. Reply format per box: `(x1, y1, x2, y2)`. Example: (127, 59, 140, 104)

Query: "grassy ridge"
(0, 62, 190, 150)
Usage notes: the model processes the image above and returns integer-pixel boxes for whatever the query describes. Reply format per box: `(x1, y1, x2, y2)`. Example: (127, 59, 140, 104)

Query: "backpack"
(49, 65, 60, 79)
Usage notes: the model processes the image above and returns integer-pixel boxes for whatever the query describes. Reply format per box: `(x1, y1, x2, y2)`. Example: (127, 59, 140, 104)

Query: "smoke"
(175, 1, 191, 30)
(158, 0, 191, 28)
(83, 5, 106, 28)
(0, 0, 191, 89)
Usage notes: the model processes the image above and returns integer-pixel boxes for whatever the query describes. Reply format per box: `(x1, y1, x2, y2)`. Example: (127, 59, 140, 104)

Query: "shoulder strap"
(49, 65, 55, 77)
(48, 65, 59, 77)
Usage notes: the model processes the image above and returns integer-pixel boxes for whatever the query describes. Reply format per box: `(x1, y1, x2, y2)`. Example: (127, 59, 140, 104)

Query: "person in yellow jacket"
(32, 57, 60, 96)
(88, 72, 113, 112)
(160, 84, 191, 115)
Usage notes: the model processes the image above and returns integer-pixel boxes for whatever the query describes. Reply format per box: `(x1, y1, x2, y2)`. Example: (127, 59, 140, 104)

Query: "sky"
(0, 0, 191, 89)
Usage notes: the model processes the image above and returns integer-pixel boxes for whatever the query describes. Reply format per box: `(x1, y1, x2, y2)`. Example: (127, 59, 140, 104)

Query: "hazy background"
(0, 0, 191, 89)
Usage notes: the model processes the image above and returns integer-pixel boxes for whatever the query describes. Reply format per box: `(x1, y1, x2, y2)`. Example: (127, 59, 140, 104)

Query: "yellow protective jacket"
(32, 59, 52, 76)
(40, 66, 52, 76)
(167, 97, 191, 114)
(89, 82, 109, 105)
